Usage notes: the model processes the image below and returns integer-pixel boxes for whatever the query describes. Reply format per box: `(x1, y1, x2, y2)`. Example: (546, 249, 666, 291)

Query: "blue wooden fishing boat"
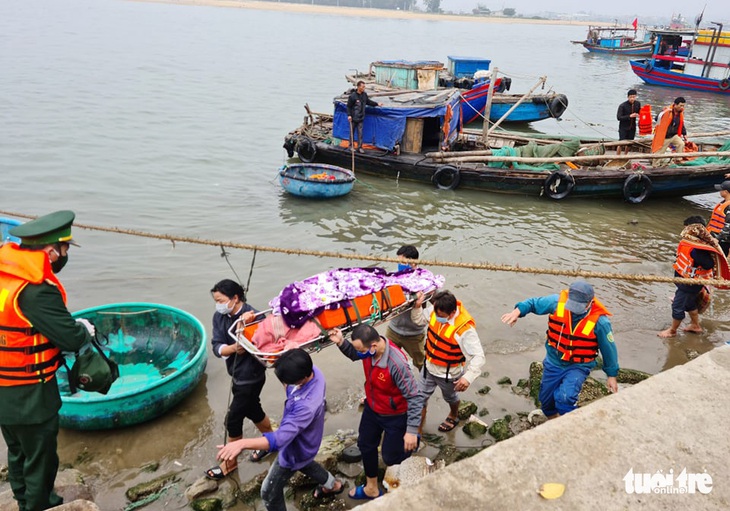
(1, 217, 21, 244)
(279, 163, 355, 198)
(59, 303, 207, 430)
(572, 25, 654, 56)
(630, 25, 730, 95)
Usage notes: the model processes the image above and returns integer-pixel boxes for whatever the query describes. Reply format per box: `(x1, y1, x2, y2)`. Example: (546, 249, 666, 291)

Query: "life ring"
(543, 170, 575, 200)
(547, 95, 568, 119)
(644, 61, 653, 73)
(623, 174, 653, 204)
(432, 165, 460, 190)
(296, 137, 317, 163)
(720, 79, 730, 91)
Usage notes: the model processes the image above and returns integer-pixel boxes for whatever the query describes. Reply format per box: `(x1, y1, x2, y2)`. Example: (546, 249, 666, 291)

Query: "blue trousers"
(358, 403, 410, 478)
(539, 359, 590, 416)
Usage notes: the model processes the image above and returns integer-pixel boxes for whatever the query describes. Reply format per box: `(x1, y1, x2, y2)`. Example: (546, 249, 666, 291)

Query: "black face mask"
(51, 254, 68, 273)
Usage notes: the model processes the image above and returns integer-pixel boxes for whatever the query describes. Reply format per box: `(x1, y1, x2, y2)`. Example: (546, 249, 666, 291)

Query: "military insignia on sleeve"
(607, 332, 615, 343)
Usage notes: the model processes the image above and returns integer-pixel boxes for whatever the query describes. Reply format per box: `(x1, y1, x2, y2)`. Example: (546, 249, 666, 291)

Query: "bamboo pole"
(429, 150, 730, 165)
(426, 140, 649, 159)
(487, 76, 547, 137)
(482, 68, 498, 143)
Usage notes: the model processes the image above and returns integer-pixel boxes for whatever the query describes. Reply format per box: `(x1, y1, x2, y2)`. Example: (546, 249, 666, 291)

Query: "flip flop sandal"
(349, 485, 384, 500)
(437, 416, 460, 432)
(312, 480, 345, 499)
(204, 461, 236, 480)
(249, 449, 269, 462)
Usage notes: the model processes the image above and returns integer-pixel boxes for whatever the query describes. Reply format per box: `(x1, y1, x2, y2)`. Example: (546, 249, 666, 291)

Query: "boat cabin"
(370, 60, 444, 90)
(332, 88, 462, 154)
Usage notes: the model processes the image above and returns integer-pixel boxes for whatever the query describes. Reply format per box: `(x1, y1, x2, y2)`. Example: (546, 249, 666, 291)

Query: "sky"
(440, 1, 730, 21)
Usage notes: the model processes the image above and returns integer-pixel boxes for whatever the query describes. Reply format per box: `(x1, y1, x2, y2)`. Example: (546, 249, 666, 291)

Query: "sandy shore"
(131, 0, 602, 26)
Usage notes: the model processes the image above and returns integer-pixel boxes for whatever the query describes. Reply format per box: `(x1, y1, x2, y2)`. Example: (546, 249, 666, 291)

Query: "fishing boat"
(630, 24, 730, 94)
(283, 89, 730, 203)
(279, 163, 355, 198)
(1, 217, 21, 244)
(346, 59, 567, 125)
(572, 24, 654, 56)
(58, 303, 207, 430)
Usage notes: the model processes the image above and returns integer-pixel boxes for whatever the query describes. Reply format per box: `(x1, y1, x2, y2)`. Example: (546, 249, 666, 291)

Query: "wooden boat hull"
(279, 163, 355, 198)
(582, 42, 653, 56)
(461, 85, 568, 124)
(1, 217, 21, 244)
(289, 138, 730, 201)
(59, 303, 207, 430)
(630, 59, 730, 95)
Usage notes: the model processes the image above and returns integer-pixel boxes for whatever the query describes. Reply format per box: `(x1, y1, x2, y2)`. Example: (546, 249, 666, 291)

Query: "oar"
(349, 119, 355, 174)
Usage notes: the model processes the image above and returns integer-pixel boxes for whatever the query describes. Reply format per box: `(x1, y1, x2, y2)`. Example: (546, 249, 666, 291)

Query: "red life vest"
(0, 243, 65, 385)
(425, 302, 475, 373)
(546, 290, 611, 364)
(673, 239, 715, 279)
(707, 201, 730, 235)
(362, 339, 408, 415)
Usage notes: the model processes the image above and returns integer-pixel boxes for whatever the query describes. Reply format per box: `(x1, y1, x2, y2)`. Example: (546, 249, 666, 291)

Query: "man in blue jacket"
(501, 281, 619, 418)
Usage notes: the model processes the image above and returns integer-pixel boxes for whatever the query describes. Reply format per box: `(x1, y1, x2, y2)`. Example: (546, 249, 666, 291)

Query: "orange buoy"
(638, 104, 653, 136)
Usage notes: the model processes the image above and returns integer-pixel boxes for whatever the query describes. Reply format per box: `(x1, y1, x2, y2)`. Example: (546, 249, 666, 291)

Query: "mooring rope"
(1, 210, 727, 287)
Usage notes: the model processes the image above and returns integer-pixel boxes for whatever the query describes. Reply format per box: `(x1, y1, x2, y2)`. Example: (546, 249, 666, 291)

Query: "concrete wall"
(363, 345, 730, 510)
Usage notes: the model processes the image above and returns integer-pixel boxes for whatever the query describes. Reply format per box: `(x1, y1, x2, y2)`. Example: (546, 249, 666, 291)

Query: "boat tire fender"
(623, 174, 652, 204)
(720, 79, 730, 91)
(543, 170, 574, 200)
(644, 62, 653, 73)
(432, 165, 461, 190)
(548, 95, 568, 118)
(296, 137, 317, 163)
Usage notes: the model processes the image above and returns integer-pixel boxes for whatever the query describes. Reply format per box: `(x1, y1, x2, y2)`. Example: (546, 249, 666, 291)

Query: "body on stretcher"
(228, 285, 427, 368)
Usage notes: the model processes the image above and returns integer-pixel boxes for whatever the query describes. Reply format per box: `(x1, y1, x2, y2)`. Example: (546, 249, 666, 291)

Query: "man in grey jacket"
(347, 80, 381, 154)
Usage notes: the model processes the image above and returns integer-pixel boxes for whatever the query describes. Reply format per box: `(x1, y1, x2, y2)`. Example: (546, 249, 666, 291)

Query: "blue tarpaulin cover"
(332, 89, 462, 151)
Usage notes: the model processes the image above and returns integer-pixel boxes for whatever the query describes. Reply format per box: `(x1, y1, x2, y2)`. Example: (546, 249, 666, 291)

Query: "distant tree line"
(261, 0, 418, 10)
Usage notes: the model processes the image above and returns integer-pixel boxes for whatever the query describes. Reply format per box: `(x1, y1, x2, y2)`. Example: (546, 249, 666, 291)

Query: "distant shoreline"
(130, 0, 605, 27)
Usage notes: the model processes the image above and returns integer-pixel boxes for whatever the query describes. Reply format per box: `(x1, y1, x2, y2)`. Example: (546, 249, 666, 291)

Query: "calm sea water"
(2, 1, 730, 508)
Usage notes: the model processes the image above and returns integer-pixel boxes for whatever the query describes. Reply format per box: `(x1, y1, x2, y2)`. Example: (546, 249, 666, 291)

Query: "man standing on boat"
(0, 211, 93, 511)
(411, 290, 485, 433)
(501, 281, 619, 418)
(652, 97, 687, 164)
(708, 180, 730, 256)
(616, 89, 641, 156)
(347, 80, 381, 154)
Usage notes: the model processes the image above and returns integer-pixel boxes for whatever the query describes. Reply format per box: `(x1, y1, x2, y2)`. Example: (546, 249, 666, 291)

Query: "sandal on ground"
(349, 485, 384, 500)
(204, 460, 237, 480)
(312, 480, 345, 499)
(249, 449, 269, 462)
(437, 416, 460, 432)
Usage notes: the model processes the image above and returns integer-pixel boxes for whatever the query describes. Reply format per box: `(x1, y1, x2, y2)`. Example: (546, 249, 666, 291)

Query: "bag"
(697, 285, 712, 315)
(68, 337, 119, 395)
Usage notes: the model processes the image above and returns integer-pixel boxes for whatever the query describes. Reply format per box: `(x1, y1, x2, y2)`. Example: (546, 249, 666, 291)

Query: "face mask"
(215, 300, 233, 315)
(397, 264, 412, 272)
(435, 316, 450, 324)
(356, 349, 375, 359)
(50, 250, 68, 273)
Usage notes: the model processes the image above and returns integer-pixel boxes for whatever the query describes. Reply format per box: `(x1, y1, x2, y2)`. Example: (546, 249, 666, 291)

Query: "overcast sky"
(440, 1, 730, 21)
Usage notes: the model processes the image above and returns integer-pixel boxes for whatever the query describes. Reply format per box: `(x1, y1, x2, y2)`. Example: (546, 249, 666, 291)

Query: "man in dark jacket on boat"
(616, 89, 641, 155)
(347, 81, 381, 154)
(0, 211, 92, 511)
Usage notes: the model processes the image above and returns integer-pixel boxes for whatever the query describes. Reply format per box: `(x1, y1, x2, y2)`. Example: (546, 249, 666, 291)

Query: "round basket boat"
(59, 303, 207, 430)
(279, 163, 355, 198)
(1, 217, 21, 244)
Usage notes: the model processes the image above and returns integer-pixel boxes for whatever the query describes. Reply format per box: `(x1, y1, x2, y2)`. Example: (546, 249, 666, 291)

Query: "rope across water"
(2, 210, 727, 288)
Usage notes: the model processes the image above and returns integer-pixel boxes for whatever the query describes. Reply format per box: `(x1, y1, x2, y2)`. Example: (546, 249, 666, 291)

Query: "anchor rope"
(1, 210, 727, 288)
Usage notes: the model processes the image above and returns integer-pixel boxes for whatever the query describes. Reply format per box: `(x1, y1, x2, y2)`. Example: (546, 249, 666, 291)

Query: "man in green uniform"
(0, 211, 92, 511)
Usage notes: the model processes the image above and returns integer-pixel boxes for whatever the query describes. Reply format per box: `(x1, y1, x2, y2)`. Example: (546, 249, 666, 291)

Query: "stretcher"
(228, 285, 428, 368)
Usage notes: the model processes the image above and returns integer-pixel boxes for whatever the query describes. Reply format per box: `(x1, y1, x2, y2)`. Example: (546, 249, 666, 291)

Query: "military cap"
(9, 210, 79, 247)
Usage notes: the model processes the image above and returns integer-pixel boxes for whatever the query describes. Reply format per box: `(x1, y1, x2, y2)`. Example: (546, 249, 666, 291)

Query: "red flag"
(632, 18, 638, 30)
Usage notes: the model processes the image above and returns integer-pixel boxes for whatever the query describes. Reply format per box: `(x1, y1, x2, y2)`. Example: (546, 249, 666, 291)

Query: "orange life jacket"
(638, 104, 653, 136)
(673, 239, 716, 280)
(546, 290, 611, 364)
(651, 106, 684, 153)
(0, 243, 65, 385)
(362, 339, 408, 416)
(425, 302, 475, 374)
(707, 201, 730, 235)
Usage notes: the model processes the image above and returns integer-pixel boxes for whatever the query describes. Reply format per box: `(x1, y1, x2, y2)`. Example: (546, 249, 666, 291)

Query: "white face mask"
(215, 300, 234, 315)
